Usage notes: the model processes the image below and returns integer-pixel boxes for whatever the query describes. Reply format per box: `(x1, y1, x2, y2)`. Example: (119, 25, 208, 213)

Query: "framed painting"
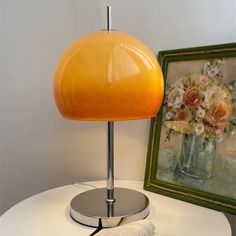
(144, 43, 236, 214)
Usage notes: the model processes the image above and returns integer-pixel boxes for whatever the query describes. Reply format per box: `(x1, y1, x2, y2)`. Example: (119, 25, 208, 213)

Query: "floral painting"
(164, 59, 234, 142)
(144, 43, 236, 214)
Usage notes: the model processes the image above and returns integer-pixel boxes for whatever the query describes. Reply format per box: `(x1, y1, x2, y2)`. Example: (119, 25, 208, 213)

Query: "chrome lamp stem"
(106, 5, 115, 212)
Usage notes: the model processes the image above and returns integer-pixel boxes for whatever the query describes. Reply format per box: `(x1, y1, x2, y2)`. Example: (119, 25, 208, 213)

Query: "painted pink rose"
(176, 107, 192, 122)
(183, 87, 203, 108)
(215, 128, 224, 137)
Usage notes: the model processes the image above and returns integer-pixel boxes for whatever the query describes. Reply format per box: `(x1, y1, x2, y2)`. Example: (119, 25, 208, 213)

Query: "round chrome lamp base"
(70, 188, 149, 228)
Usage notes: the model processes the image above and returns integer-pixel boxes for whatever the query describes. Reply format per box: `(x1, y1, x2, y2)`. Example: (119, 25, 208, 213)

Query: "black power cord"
(89, 219, 103, 236)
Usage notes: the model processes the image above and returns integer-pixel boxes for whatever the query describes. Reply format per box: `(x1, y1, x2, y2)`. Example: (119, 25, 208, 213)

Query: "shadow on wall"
(225, 213, 236, 236)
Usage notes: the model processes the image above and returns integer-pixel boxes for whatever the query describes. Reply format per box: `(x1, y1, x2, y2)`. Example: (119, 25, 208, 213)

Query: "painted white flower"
(167, 87, 184, 107)
(196, 107, 205, 120)
(204, 62, 219, 78)
(203, 86, 219, 108)
(173, 96, 183, 109)
(213, 59, 225, 67)
(203, 89, 213, 108)
(195, 123, 205, 135)
(165, 112, 172, 120)
(198, 75, 209, 86)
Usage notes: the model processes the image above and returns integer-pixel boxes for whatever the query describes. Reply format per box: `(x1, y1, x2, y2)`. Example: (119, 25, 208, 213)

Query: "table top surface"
(0, 180, 231, 236)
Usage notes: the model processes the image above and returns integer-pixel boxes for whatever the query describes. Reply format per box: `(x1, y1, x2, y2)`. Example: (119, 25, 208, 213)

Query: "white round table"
(0, 180, 231, 236)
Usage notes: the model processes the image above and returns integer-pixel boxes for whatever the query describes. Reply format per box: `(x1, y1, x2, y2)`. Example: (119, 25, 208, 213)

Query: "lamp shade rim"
(59, 113, 159, 122)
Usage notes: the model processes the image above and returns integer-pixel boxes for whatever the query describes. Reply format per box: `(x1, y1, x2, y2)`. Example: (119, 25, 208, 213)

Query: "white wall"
(1, 0, 236, 215)
(0, 0, 3, 215)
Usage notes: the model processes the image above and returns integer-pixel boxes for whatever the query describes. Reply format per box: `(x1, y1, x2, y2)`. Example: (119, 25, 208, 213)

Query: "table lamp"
(54, 6, 164, 228)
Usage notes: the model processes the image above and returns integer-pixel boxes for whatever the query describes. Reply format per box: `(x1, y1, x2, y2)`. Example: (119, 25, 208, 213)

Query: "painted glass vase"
(177, 134, 216, 179)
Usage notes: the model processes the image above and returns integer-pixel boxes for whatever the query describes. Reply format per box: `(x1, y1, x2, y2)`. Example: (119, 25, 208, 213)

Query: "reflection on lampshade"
(54, 31, 164, 121)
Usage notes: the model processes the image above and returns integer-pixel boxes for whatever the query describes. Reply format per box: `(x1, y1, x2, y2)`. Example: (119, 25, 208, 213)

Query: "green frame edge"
(144, 42, 236, 215)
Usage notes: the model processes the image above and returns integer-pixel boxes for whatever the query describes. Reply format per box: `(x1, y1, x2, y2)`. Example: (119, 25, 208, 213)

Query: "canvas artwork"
(144, 43, 236, 214)
(159, 58, 236, 195)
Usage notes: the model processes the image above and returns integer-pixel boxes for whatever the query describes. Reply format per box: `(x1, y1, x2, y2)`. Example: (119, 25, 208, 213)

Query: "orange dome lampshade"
(54, 30, 164, 121)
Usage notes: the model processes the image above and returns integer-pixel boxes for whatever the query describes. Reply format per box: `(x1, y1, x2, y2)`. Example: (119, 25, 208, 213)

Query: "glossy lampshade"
(54, 31, 164, 121)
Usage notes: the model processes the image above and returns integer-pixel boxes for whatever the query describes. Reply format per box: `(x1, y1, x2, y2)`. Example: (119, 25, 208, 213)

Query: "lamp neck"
(107, 6, 112, 31)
